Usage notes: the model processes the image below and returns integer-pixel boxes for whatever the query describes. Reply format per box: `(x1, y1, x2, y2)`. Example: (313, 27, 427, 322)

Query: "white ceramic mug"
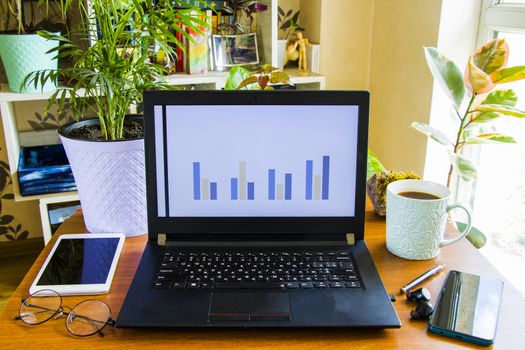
(386, 180, 472, 260)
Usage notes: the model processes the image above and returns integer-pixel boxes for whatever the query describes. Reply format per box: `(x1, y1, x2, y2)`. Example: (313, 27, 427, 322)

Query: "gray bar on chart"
(276, 184, 284, 200)
(314, 175, 321, 200)
(202, 178, 210, 200)
(239, 161, 247, 200)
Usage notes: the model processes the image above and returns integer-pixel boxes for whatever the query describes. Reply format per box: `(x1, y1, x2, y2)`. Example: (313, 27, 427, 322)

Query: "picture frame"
(212, 33, 259, 68)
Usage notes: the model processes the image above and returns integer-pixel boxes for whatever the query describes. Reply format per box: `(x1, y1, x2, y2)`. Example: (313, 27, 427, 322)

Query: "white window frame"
(478, 0, 525, 46)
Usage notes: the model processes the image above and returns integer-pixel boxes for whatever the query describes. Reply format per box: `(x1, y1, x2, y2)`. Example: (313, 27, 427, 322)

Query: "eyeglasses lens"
(66, 300, 112, 336)
(19, 290, 61, 325)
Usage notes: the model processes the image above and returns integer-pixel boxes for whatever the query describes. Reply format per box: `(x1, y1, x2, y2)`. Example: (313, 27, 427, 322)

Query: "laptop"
(117, 90, 400, 328)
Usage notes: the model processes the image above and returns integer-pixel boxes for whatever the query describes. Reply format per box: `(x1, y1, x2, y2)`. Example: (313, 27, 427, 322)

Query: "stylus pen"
(401, 265, 445, 294)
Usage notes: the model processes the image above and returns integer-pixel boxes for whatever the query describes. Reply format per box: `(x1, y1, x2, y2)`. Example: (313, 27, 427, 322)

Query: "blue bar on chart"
(305, 160, 313, 200)
(247, 182, 255, 200)
(268, 169, 276, 200)
(285, 173, 292, 200)
(231, 178, 238, 200)
(193, 162, 200, 200)
(210, 182, 217, 200)
(322, 156, 330, 200)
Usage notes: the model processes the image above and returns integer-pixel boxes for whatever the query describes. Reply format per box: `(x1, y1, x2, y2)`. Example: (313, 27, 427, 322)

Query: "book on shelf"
(185, 9, 212, 74)
(307, 43, 321, 74)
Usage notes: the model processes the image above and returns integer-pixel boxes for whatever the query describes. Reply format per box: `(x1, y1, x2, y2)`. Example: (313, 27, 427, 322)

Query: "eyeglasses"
(13, 289, 115, 337)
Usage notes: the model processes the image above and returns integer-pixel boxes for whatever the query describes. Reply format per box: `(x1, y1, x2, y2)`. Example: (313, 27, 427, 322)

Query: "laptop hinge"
(157, 233, 355, 247)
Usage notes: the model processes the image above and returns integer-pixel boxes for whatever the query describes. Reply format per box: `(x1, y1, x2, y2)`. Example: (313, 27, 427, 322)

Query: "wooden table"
(1, 207, 525, 349)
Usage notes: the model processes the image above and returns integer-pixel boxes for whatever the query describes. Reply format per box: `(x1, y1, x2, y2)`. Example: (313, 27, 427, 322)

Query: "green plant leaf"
(367, 149, 386, 180)
(455, 154, 477, 182)
(456, 222, 487, 249)
(411, 122, 452, 146)
(481, 89, 517, 107)
(472, 38, 509, 74)
(465, 133, 517, 144)
(424, 47, 465, 108)
(470, 112, 500, 124)
(490, 65, 525, 84)
(465, 57, 495, 94)
(269, 71, 290, 84)
(224, 66, 252, 90)
(476, 104, 525, 118)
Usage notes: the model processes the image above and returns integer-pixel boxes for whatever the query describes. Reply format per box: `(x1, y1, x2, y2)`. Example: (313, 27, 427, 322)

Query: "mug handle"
(440, 203, 472, 247)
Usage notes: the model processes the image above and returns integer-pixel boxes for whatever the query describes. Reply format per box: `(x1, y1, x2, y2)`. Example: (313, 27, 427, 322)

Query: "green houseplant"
(411, 38, 525, 249)
(412, 38, 525, 188)
(0, 0, 69, 92)
(25, 0, 206, 236)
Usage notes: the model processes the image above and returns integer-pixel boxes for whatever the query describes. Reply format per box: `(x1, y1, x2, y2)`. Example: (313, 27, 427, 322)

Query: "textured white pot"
(59, 117, 146, 237)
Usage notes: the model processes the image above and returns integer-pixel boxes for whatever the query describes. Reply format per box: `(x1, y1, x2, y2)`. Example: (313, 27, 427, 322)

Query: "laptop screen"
(144, 91, 369, 237)
(154, 105, 358, 217)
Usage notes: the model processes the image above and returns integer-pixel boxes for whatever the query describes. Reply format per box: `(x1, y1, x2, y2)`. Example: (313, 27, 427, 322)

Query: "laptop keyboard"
(154, 250, 362, 290)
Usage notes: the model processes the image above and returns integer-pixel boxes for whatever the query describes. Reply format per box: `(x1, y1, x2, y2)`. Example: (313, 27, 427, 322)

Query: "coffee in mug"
(386, 180, 472, 260)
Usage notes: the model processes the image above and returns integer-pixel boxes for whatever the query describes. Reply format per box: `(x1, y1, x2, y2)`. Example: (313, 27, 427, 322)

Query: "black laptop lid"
(143, 90, 369, 241)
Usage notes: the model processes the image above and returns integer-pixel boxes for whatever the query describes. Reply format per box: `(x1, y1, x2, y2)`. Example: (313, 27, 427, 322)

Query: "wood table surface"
(1, 206, 524, 349)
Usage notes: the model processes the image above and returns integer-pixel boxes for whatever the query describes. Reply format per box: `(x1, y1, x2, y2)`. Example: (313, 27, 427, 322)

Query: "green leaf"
(237, 76, 259, 90)
(476, 104, 525, 118)
(367, 149, 386, 180)
(411, 122, 452, 146)
(465, 133, 517, 144)
(455, 154, 477, 182)
(490, 66, 525, 84)
(424, 47, 465, 108)
(481, 89, 517, 107)
(456, 222, 487, 249)
(470, 112, 500, 124)
(224, 66, 252, 90)
(465, 57, 495, 94)
(269, 71, 290, 84)
(472, 39, 509, 74)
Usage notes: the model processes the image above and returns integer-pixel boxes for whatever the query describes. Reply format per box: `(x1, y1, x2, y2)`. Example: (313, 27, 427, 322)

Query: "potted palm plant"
(0, 0, 68, 92)
(26, 0, 206, 236)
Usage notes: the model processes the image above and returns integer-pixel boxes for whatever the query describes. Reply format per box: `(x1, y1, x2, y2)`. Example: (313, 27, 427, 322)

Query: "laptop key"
(299, 282, 314, 288)
(285, 282, 299, 289)
(154, 282, 170, 289)
(172, 282, 186, 288)
(215, 282, 285, 289)
(346, 281, 361, 288)
(188, 282, 201, 288)
(314, 282, 329, 288)
(330, 282, 344, 288)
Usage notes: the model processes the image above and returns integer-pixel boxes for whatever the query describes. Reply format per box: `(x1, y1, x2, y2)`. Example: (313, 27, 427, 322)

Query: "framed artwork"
(212, 33, 259, 68)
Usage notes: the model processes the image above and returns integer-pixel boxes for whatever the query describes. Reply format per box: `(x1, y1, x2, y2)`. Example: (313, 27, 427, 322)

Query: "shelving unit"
(0, 0, 324, 243)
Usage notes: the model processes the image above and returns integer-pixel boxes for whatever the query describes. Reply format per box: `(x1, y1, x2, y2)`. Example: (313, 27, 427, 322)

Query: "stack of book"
(18, 144, 77, 196)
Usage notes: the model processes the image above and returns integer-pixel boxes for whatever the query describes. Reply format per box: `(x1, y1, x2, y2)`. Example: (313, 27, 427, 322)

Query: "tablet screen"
(36, 238, 120, 285)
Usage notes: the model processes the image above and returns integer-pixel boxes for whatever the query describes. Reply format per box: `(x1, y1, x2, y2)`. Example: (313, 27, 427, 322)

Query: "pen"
(400, 265, 444, 294)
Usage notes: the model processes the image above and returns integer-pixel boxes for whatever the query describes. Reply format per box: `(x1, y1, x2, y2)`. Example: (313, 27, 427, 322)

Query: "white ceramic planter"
(59, 117, 146, 237)
(0, 33, 58, 93)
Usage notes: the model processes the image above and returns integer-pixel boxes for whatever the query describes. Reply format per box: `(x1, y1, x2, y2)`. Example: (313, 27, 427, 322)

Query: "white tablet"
(29, 233, 125, 296)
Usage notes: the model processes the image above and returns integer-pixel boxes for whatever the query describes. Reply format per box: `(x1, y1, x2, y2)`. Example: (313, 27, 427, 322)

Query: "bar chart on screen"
(156, 104, 359, 216)
(192, 156, 331, 202)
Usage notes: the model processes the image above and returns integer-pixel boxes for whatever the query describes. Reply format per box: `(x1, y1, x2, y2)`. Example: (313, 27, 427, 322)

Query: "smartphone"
(428, 270, 504, 346)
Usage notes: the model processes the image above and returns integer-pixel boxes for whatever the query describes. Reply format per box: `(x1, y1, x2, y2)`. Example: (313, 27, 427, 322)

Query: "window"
(474, 0, 525, 296)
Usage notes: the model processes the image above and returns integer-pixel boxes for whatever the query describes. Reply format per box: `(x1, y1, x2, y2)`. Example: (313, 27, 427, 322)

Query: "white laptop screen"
(153, 105, 359, 217)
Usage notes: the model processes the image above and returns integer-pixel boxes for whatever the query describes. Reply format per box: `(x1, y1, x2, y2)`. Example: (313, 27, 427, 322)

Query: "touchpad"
(208, 292, 291, 322)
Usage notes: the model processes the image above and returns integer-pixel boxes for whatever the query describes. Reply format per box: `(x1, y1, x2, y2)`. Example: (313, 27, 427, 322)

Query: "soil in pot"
(69, 119, 144, 141)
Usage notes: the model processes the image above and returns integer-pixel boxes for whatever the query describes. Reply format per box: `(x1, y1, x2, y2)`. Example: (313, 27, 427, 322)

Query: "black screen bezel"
(144, 90, 369, 240)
